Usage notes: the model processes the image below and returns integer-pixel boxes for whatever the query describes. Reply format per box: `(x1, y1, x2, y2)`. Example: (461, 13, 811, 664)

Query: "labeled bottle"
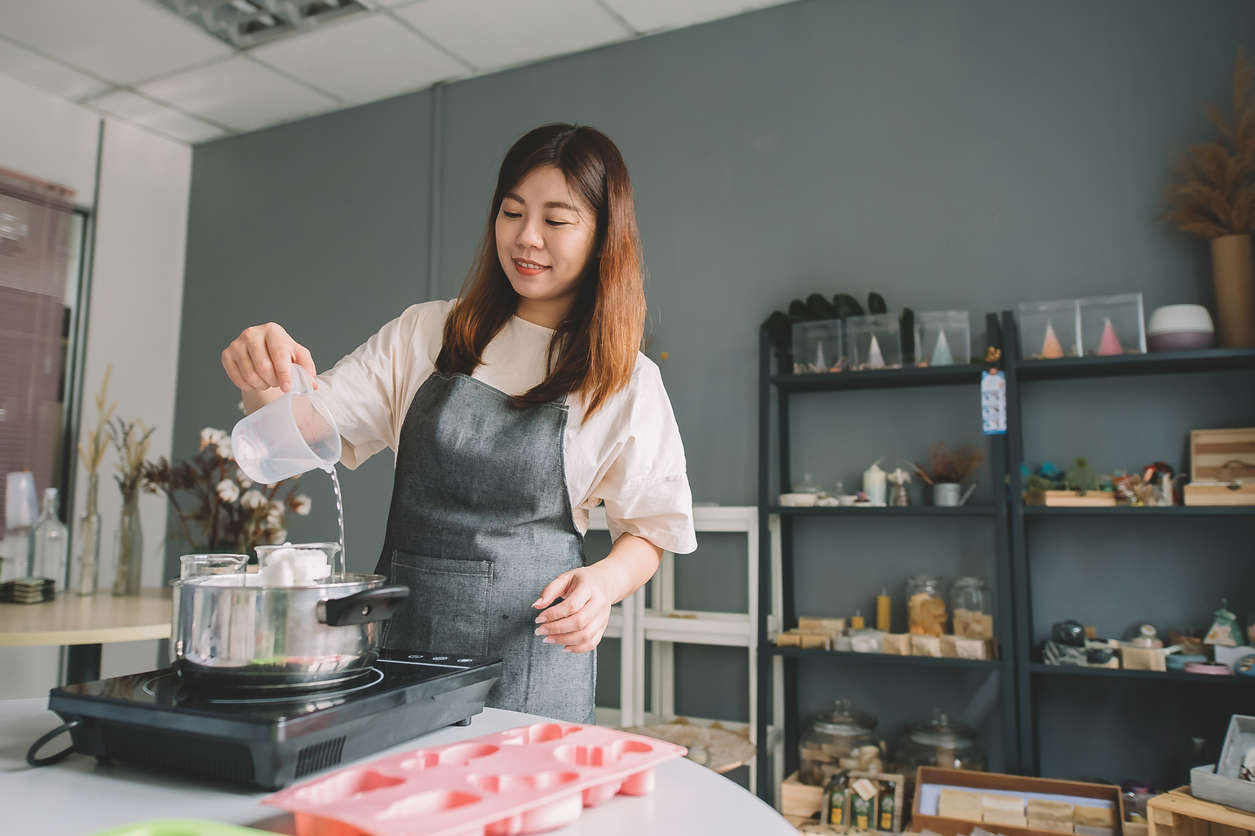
(879, 780, 897, 831)
(852, 791, 873, 830)
(32, 488, 68, 589)
(825, 772, 850, 826)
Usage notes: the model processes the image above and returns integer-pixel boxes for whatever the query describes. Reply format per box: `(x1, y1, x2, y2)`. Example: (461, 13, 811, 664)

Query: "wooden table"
(0, 590, 171, 683)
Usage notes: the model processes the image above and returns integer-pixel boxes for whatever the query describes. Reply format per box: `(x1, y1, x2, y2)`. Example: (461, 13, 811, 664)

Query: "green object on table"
(88, 820, 275, 836)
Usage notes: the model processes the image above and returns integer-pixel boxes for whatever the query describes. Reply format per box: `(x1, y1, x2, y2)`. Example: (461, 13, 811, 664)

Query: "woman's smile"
(512, 257, 550, 276)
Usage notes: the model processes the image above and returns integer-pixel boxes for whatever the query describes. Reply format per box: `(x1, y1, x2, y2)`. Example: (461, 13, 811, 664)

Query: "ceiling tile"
(138, 56, 338, 132)
(394, 0, 632, 73)
(0, 0, 233, 86)
(85, 89, 226, 143)
(252, 14, 465, 104)
(0, 36, 111, 100)
(599, 0, 791, 33)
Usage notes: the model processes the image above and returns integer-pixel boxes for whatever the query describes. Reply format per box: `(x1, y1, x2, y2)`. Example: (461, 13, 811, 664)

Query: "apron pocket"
(385, 551, 493, 656)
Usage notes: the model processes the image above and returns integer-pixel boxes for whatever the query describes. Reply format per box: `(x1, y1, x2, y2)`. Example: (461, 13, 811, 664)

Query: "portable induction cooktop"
(31, 650, 502, 790)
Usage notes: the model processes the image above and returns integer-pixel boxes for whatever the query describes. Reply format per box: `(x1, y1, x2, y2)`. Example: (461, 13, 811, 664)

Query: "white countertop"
(0, 697, 792, 835)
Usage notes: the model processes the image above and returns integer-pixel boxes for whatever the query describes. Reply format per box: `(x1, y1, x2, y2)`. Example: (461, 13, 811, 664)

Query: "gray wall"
(176, 0, 1255, 789)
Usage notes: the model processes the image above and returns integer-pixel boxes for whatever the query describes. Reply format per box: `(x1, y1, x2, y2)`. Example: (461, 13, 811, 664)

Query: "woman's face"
(495, 164, 597, 313)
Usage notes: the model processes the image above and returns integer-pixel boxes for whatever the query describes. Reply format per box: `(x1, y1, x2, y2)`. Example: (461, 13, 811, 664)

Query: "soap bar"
(1074, 826, 1114, 836)
(1028, 800, 1075, 821)
(1030, 818, 1075, 833)
(939, 788, 983, 822)
(1074, 806, 1116, 828)
(911, 634, 943, 657)
(982, 794, 1026, 813)
(983, 809, 1029, 828)
(882, 633, 911, 655)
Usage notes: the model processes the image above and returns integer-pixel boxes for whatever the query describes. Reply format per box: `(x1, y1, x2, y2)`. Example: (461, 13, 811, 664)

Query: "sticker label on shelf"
(981, 370, 1007, 435)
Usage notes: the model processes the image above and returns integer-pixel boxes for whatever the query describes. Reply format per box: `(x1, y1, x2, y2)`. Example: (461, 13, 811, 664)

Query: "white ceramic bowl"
(778, 492, 818, 507)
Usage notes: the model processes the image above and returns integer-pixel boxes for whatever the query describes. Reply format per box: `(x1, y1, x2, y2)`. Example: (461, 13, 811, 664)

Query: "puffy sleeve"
(316, 304, 426, 469)
(594, 361, 697, 555)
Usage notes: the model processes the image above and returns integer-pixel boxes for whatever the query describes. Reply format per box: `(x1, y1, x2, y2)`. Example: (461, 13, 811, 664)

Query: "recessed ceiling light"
(156, 0, 369, 49)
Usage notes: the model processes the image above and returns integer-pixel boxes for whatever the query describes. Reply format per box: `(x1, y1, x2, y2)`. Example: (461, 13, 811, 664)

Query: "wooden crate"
(783, 770, 825, 822)
(1149, 787, 1255, 836)
(1186, 428, 1255, 506)
(912, 767, 1125, 836)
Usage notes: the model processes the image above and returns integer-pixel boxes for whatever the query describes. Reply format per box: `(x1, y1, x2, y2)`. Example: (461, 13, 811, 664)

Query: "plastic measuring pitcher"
(231, 365, 341, 484)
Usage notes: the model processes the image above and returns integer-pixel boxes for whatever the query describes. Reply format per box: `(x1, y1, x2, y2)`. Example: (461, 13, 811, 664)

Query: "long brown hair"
(436, 124, 645, 419)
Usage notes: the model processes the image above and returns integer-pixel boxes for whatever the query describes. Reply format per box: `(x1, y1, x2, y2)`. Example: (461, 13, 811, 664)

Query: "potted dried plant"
(109, 416, 154, 596)
(1163, 50, 1255, 347)
(912, 443, 984, 506)
(74, 366, 114, 596)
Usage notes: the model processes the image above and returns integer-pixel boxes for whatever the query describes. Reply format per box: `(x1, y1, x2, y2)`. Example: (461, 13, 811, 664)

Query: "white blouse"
(316, 299, 697, 555)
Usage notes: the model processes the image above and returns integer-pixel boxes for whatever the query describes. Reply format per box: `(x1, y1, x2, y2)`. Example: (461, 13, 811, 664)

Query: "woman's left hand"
(532, 565, 614, 653)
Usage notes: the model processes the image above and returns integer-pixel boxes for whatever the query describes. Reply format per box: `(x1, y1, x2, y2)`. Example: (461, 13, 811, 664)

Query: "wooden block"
(983, 794, 1027, 813)
(1030, 818, 1076, 833)
(1122, 822, 1148, 836)
(1122, 646, 1167, 672)
(1044, 490, 1117, 507)
(797, 632, 830, 650)
(983, 809, 1029, 827)
(1074, 805, 1117, 827)
(939, 788, 983, 822)
(776, 630, 801, 647)
(911, 634, 943, 657)
(799, 616, 846, 634)
(1028, 800, 1076, 820)
(882, 633, 911, 655)
(1074, 826, 1114, 836)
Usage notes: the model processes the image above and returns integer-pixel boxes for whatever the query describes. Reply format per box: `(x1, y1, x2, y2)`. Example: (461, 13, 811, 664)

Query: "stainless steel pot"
(172, 572, 409, 691)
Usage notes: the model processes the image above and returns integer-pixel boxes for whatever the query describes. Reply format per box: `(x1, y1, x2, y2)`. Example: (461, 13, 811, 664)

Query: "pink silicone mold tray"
(262, 722, 686, 835)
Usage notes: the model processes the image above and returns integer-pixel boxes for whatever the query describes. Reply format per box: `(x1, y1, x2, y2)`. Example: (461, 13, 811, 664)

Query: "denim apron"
(377, 371, 595, 723)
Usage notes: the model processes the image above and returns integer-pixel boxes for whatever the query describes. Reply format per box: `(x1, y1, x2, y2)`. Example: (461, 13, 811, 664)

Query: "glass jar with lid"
(950, 576, 993, 639)
(895, 708, 984, 772)
(906, 575, 946, 636)
(798, 698, 878, 785)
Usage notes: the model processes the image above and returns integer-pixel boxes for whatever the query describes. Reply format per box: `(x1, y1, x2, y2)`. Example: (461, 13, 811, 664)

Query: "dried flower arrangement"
(1163, 50, 1255, 238)
(110, 416, 155, 505)
(143, 428, 311, 554)
(912, 442, 984, 485)
(77, 366, 115, 480)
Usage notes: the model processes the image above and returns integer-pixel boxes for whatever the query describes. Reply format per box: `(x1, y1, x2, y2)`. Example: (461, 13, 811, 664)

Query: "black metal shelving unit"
(754, 315, 1019, 800)
(1002, 310, 1255, 781)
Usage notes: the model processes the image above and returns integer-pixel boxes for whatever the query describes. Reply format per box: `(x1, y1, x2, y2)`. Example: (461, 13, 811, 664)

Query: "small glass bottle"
(32, 488, 68, 591)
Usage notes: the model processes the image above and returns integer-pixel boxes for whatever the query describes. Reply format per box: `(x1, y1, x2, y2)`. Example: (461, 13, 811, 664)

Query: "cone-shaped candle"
(930, 329, 954, 366)
(1040, 321, 1064, 359)
(867, 334, 886, 368)
(1097, 317, 1123, 356)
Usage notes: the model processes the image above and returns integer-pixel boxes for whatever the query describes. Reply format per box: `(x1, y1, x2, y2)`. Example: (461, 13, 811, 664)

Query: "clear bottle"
(32, 488, 68, 590)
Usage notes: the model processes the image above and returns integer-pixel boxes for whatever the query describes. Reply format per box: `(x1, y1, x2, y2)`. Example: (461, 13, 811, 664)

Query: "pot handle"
(318, 585, 410, 626)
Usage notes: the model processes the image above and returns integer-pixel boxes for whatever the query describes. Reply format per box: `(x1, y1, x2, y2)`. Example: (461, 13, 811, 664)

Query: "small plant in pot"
(911, 443, 984, 506)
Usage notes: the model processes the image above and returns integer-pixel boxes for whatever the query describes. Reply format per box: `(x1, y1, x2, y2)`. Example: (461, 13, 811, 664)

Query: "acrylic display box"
(1017, 299, 1081, 360)
(1079, 293, 1146, 356)
(915, 311, 972, 367)
(791, 318, 846, 373)
(846, 313, 903, 370)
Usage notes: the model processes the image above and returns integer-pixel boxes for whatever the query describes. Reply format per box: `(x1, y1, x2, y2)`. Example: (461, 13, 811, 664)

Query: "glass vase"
(112, 490, 143, 597)
(76, 474, 102, 596)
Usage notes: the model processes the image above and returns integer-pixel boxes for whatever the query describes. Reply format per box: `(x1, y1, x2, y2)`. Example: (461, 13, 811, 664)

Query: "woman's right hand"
(221, 322, 318, 394)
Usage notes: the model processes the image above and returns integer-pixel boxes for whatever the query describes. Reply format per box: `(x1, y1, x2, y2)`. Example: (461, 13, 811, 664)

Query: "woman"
(221, 123, 696, 723)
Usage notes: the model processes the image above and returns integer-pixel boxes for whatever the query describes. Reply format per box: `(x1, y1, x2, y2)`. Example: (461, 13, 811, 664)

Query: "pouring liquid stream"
(326, 464, 346, 580)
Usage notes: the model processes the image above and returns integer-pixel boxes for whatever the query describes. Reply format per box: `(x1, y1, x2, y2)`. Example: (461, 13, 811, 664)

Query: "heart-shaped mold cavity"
(501, 722, 584, 745)
(436, 742, 499, 766)
(292, 768, 405, 804)
(377, 789, 481, 820)
(486, 792, 583, 835)
(398, 750, 439, 771)
(553, 739, 653, 767)
(470, 770, 581, 794)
